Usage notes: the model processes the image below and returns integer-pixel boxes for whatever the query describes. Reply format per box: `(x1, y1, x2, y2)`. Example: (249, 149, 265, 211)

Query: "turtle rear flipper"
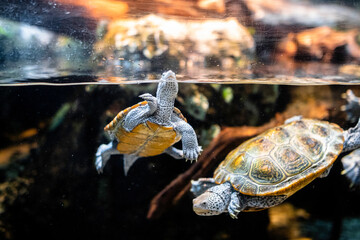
(341, 148, 360, 188)
(342, 89, 360, 123)
(123, 154, 140, 176)
(164, 146, 183, 159)
(95, 141, 120, 173)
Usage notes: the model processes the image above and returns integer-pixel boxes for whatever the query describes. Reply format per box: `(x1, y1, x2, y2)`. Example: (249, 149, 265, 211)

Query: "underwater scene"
(2, 0, 360, 239)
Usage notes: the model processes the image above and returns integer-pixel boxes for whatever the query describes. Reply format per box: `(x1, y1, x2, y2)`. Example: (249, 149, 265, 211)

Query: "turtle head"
(156, 70, 178, 108)
(192, 184, 230, 216)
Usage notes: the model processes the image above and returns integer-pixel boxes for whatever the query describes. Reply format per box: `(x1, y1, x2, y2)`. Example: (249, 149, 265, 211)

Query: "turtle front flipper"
(138, 93, 157, 114)
(341, 89, 360, 123)
(343, 117, 360, 152)
(172, 114, 202, 162)
(95, 141, 120, 173)
(122, 94, 157, 132)
(228, 192, 246, 219)
(341, 148, 360, 188)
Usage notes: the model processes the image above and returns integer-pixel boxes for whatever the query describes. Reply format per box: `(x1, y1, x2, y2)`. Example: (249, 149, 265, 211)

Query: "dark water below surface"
(1, 79, 360, 240)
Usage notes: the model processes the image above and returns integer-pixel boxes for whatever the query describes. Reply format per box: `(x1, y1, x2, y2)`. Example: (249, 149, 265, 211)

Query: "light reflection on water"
(1, 63, 360, 86)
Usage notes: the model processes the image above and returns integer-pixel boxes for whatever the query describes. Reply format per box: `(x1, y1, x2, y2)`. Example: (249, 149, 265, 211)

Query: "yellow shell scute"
(249, 157, 286, 185)
(245, 138, 276, 157)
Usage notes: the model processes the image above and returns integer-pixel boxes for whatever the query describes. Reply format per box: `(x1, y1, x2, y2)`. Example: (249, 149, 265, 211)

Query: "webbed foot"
(184, 146, 203, 163)
(341, 148, 360, 188)
(95, 141, 120, 173)
(343, 118, 360, 152)
(341, 89, 360, 123)
(228, 192, 245, 219)
(139, 93, 157, 115)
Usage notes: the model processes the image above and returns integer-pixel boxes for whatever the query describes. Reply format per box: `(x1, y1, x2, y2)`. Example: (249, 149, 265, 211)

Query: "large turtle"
(96, 70, 202, 175)
(191, 116, 360, 219)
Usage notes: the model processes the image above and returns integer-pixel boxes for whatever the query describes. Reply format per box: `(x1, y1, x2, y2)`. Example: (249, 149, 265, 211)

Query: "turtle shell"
(104, 101, 186, 157)
(214, 119, 344, 197)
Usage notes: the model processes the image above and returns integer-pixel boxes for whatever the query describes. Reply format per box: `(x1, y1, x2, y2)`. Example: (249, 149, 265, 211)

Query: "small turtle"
(96, 70, 202, 175)
(192, 116, 360, 219)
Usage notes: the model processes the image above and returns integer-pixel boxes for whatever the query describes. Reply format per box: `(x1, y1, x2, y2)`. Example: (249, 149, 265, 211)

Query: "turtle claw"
(183, 146, 202, 163)
(185, 159, 196, 163)
(229, 212, 239, 219)
(228, 198, 241, 219)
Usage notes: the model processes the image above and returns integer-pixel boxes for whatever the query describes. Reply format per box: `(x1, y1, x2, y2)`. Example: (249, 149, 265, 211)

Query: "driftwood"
(147, 93, 333, 219)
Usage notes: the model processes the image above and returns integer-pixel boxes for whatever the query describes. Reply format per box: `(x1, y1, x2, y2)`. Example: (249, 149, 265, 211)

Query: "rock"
(226, 0, 360, 61)
(276, 27, 360, 63)
(241, 0, 360, 28)
(95, 14, 254, 72)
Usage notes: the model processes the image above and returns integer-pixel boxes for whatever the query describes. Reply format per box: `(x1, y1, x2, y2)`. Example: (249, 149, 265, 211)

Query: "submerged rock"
(95, 14, 254, 72)
(276, 27, 360, 63)
(241, 0, 360, 28)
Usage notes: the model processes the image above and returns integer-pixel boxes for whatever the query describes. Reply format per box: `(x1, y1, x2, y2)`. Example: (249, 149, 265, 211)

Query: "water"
(1, 12, 360, 86)
(2, 63, 360, 85)
(2, 0, 360, 239)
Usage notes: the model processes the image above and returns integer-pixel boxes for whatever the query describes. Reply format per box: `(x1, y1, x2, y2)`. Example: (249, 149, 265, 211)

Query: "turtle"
(191, 116, 360, 219)
(95, 70, 202, 175)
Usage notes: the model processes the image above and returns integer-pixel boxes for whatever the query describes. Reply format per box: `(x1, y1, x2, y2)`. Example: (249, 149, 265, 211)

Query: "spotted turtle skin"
(214, 119, 344, 198)
(104, 101, 186, 157)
